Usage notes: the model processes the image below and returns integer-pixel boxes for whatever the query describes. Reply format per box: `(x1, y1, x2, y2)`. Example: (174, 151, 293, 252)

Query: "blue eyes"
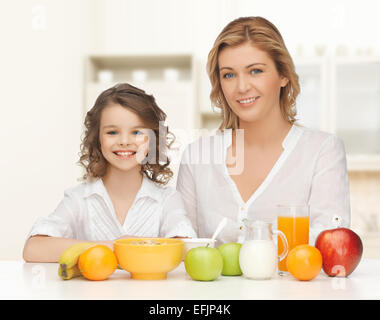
(222, 69, 262, 79)
(106, 130, 143, 135)
(223, 73, 234, 79)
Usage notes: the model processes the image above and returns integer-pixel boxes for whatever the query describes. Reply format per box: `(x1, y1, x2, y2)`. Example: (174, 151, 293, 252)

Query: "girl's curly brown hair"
(78, 83, 175, 185)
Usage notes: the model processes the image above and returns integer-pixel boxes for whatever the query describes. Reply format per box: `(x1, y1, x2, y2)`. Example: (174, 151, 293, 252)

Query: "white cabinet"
(293, 56, 380, 171)
(294, 58, 330, 131)
(332, 58, 380, 170)
(84, 54, 198, 133)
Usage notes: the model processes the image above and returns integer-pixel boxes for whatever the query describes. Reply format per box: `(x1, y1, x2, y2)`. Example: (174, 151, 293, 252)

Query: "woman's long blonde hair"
(207, 16, 300, 129)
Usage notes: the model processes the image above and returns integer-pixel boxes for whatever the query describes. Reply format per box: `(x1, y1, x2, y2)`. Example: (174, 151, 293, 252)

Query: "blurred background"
(1, 0, 380, 260)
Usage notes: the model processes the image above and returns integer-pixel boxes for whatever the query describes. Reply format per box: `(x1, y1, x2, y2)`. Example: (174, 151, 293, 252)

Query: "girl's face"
(218, 42, 288, 125)
(99, 104, 150, 174)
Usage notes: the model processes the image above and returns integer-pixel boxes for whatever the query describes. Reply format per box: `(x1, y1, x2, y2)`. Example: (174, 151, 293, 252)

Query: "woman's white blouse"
(176, 125, 351, 245)
(27, 176, 196, 241)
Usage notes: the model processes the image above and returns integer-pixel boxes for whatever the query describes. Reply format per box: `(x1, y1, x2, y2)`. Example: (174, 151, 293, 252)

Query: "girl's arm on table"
(22, 234, 133, 263)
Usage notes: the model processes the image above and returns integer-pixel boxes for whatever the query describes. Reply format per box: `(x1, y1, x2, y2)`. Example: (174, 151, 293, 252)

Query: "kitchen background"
(1, 0, 380, 260)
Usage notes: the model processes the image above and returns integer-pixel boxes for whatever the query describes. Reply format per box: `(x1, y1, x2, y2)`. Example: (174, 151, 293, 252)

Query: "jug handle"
(273, 229, 288, 262)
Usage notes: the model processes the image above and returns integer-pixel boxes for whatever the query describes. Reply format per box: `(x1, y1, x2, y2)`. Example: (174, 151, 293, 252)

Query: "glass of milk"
(239, 220, 288, 280)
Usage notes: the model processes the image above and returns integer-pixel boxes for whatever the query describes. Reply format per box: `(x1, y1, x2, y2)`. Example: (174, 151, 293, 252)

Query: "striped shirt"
(27, 175, 196, 241)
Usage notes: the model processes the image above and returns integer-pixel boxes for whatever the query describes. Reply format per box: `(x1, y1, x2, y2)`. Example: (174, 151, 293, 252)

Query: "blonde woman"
(176, 17, 350, 244)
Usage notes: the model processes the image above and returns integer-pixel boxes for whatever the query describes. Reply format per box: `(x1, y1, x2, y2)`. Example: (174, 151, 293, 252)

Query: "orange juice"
(277, 216, 309, 272)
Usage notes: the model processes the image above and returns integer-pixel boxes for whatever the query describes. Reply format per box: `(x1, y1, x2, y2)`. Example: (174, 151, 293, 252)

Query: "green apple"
(217, 242, 242, 276)
(184, 247, 223, 281)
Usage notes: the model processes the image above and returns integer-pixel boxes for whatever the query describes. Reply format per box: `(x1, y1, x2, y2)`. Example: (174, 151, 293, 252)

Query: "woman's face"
(218, 42, 288, 125)
(99, 104, 150, 174)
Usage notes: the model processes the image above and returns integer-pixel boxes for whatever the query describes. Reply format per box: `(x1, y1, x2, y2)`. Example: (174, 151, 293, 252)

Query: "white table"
(1, 259, 380, 300)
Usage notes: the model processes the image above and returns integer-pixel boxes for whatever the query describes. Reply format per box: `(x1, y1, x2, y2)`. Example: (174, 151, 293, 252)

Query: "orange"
(286, 244, 322, 281)
(78, 245, 117, 281)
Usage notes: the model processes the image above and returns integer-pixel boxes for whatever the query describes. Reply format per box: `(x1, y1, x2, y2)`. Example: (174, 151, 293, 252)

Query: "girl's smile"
(99, 104, 149, 173)
(112, 150, 137, 160)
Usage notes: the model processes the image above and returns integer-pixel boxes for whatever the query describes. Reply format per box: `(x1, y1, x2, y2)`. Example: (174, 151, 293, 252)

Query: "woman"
(176, 16, 350, 244)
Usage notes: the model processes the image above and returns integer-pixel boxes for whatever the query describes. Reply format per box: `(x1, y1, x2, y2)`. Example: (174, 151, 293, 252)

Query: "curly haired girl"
(23, 83, 195, 262)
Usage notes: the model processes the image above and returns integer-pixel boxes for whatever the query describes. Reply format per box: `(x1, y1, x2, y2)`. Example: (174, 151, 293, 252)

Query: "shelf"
(337, 88, 380, 94)
(293, 56, 327, 66)
(88, 53, 193, 68)
(85, 81, 194, 110)
(358, 232, 380, 258)
(200, 109, 222, 117)
(200, 111, 223, 131)
(347, 154, 380, 171)
(85, 53, 194, 82)
(334, 56, 380, 65)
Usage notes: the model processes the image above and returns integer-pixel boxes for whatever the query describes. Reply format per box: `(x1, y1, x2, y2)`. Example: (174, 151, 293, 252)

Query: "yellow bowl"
(113, 238, 184, 280)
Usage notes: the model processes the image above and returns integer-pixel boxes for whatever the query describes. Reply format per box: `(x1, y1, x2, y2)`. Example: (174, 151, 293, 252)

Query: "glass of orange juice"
(277, 205, 310, 275)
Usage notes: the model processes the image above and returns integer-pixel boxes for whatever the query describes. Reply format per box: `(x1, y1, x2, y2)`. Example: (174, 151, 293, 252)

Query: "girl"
(23, 83, 196, 262)
(176, 16, 350, 245)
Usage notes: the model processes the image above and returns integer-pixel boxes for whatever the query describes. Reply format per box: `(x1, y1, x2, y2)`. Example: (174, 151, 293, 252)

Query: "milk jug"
(239, 220, 288, 280)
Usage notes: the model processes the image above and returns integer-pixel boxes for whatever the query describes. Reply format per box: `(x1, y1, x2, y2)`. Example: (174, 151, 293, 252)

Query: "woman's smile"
(237, 96, 260, 107)
(218, 42, 288, 124)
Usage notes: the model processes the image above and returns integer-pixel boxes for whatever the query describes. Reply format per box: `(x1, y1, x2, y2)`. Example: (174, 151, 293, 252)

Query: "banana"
(58, 242, 95, 270)
(58, 264, 82, 280)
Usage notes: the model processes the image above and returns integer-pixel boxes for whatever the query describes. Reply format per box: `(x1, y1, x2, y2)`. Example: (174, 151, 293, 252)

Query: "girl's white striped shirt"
(27, 175, 196, 241)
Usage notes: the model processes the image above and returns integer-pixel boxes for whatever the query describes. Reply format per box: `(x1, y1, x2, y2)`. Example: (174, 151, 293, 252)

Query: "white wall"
(0, 0, 92, 259)
(1, 0, 379, 260)
(88, 0, 380, 58)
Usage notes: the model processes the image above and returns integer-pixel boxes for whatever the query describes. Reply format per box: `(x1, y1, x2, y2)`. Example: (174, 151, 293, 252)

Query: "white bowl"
(181, 238, 216, 259)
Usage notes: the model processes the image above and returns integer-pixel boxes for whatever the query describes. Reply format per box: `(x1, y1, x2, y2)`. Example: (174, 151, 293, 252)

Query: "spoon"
(206, 217, 228, 247)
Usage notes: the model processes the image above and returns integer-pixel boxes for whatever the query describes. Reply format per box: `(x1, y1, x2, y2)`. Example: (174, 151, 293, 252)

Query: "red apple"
(315, 227, 363, 277)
